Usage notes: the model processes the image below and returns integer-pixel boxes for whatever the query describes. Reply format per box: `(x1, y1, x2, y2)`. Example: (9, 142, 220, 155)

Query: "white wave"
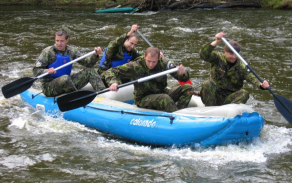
(92, 124, 292, 166)
(6, 98, 292, 167)
(7, 105, 100, 136)
(35, 153, 55, 162)
(167, 18, 179, 22)
(0, 155, 36, 169)
(231, 26, 241, 30)
(60, 168, 99, 176)
(9, 117, 28, 129)
(98, 25, 116, 30)
(175, 27, 193, 33)
(221, 20, 232, 25)
(133, 11, 158, 16)
(0, 96, 6, 104)
(0, 153, 55, 169)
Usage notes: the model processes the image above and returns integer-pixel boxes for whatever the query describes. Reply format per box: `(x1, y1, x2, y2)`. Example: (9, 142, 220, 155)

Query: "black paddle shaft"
(222, 37, 292, 124)
(57, 80, 136, 112)
(57, 68, 178, 112)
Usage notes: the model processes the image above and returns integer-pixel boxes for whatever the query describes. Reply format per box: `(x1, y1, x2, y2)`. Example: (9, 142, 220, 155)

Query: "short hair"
(144, 47, 160, 58)
(127, 33, 139, 41)
(55, 30, 69, 39)
(224, 40, 240, 53)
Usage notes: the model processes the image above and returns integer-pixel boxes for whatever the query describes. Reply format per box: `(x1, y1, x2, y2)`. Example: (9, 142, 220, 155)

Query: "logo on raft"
(130, 118, 157, 128)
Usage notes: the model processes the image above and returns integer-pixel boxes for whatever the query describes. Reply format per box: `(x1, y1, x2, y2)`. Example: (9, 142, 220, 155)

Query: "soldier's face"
(55, 35, 69, 51)
(124, 37, 138, 51)
(144, 53, 159, 70)
(224, 50, 237, 63)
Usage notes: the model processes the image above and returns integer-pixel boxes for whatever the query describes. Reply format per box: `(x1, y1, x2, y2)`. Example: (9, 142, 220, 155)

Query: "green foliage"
(261, 0, 292, 9)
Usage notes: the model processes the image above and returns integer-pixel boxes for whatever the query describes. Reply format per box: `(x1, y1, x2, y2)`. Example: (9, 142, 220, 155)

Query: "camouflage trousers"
(200, 80, 249, 106)
(136, 84, 193, 112)
(42, 68, 106, 97)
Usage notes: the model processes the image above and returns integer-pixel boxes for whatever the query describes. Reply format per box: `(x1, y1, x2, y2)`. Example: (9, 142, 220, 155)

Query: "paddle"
(57, 67, 179, 112)
(222, 37, 292, 124)
(1, 50, 96, 99)
(136, 30, 193, 85)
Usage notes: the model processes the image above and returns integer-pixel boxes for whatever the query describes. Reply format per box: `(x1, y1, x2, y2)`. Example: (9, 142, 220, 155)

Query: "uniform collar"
(53, 44, 69, 55)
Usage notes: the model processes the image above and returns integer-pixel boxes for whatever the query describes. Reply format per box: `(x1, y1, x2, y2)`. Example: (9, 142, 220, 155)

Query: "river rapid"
(0, 6, 292, 182)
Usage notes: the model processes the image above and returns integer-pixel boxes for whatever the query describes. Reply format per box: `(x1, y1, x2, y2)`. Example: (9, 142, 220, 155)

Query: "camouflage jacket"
(100, 33, 141, 70)
(33, 44, 99, 85)
(199, 43, 260, 92)
(102, 57, 190, 103)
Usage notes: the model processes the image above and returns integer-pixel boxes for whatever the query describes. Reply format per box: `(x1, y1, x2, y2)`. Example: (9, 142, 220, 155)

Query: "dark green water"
(0, 6, 291, 182)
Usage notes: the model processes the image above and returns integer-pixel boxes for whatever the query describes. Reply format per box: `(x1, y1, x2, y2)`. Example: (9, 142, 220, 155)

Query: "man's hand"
(109, 83, 119, 91)
(47, 67, 56, 75)
(127, 24, 139, 36)
(94, 46, 103, 56)
(177, 64, 186, 76)
(260, 80, 270, 89)
(211, 32, 226, 47)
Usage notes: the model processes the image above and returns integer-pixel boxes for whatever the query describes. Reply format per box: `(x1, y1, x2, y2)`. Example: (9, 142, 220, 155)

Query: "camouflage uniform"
(33, 44, 105, 97)
(102, 57, 193, 112)
(199, 43, 260, 106)
(98, 33, 142, 74)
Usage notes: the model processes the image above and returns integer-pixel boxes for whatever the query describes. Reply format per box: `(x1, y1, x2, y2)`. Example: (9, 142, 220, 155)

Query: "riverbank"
(0, 0, 291, 10)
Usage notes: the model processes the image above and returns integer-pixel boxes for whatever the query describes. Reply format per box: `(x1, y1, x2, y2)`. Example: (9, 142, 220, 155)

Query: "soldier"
(98, 24, 142, 75)
(103, 47, 193, 112)
(199, 32, 270, 106)
(33, 29, 105, 97)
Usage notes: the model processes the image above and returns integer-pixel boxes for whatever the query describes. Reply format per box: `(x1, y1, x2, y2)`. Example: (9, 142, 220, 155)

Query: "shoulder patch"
(167, 61, 176, 69)
(36, 61, 42, 67)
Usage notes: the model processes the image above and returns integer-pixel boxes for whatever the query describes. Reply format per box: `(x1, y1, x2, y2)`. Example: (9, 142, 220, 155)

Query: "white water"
(0, 6, 291, 182)
(3, 103, 291, 170)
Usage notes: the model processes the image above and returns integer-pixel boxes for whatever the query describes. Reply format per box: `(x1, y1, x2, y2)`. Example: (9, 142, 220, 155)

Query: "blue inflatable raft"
(20, 86, 265, 147)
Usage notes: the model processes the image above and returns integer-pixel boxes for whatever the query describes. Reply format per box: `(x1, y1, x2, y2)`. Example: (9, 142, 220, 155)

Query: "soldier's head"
(124, 34, 139, 52)
(55, 30, 69, 51)
(144, 47, 160, 70)
(224, 40, 240, 64)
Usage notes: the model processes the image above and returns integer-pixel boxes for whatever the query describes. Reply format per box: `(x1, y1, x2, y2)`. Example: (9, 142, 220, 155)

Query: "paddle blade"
(2, 77, 36, 98)
(273, 94, 292, 124)
(57, 90, 97, 112)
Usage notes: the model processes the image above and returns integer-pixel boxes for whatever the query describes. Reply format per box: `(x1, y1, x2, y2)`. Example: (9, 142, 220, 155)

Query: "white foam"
(0, 153, 55, 169)
(175, 27, 193, 33)
(7, 102, 292, 167)
(98, 25, 116, 30)
(0, 155, 36, 169)
(35, 153, 55, 162)
(92, 125, 292, 166)
(9, 117, 27, 129)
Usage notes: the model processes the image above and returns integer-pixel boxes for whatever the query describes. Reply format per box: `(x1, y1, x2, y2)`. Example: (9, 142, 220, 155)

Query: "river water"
(0, 6, 292, 182)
